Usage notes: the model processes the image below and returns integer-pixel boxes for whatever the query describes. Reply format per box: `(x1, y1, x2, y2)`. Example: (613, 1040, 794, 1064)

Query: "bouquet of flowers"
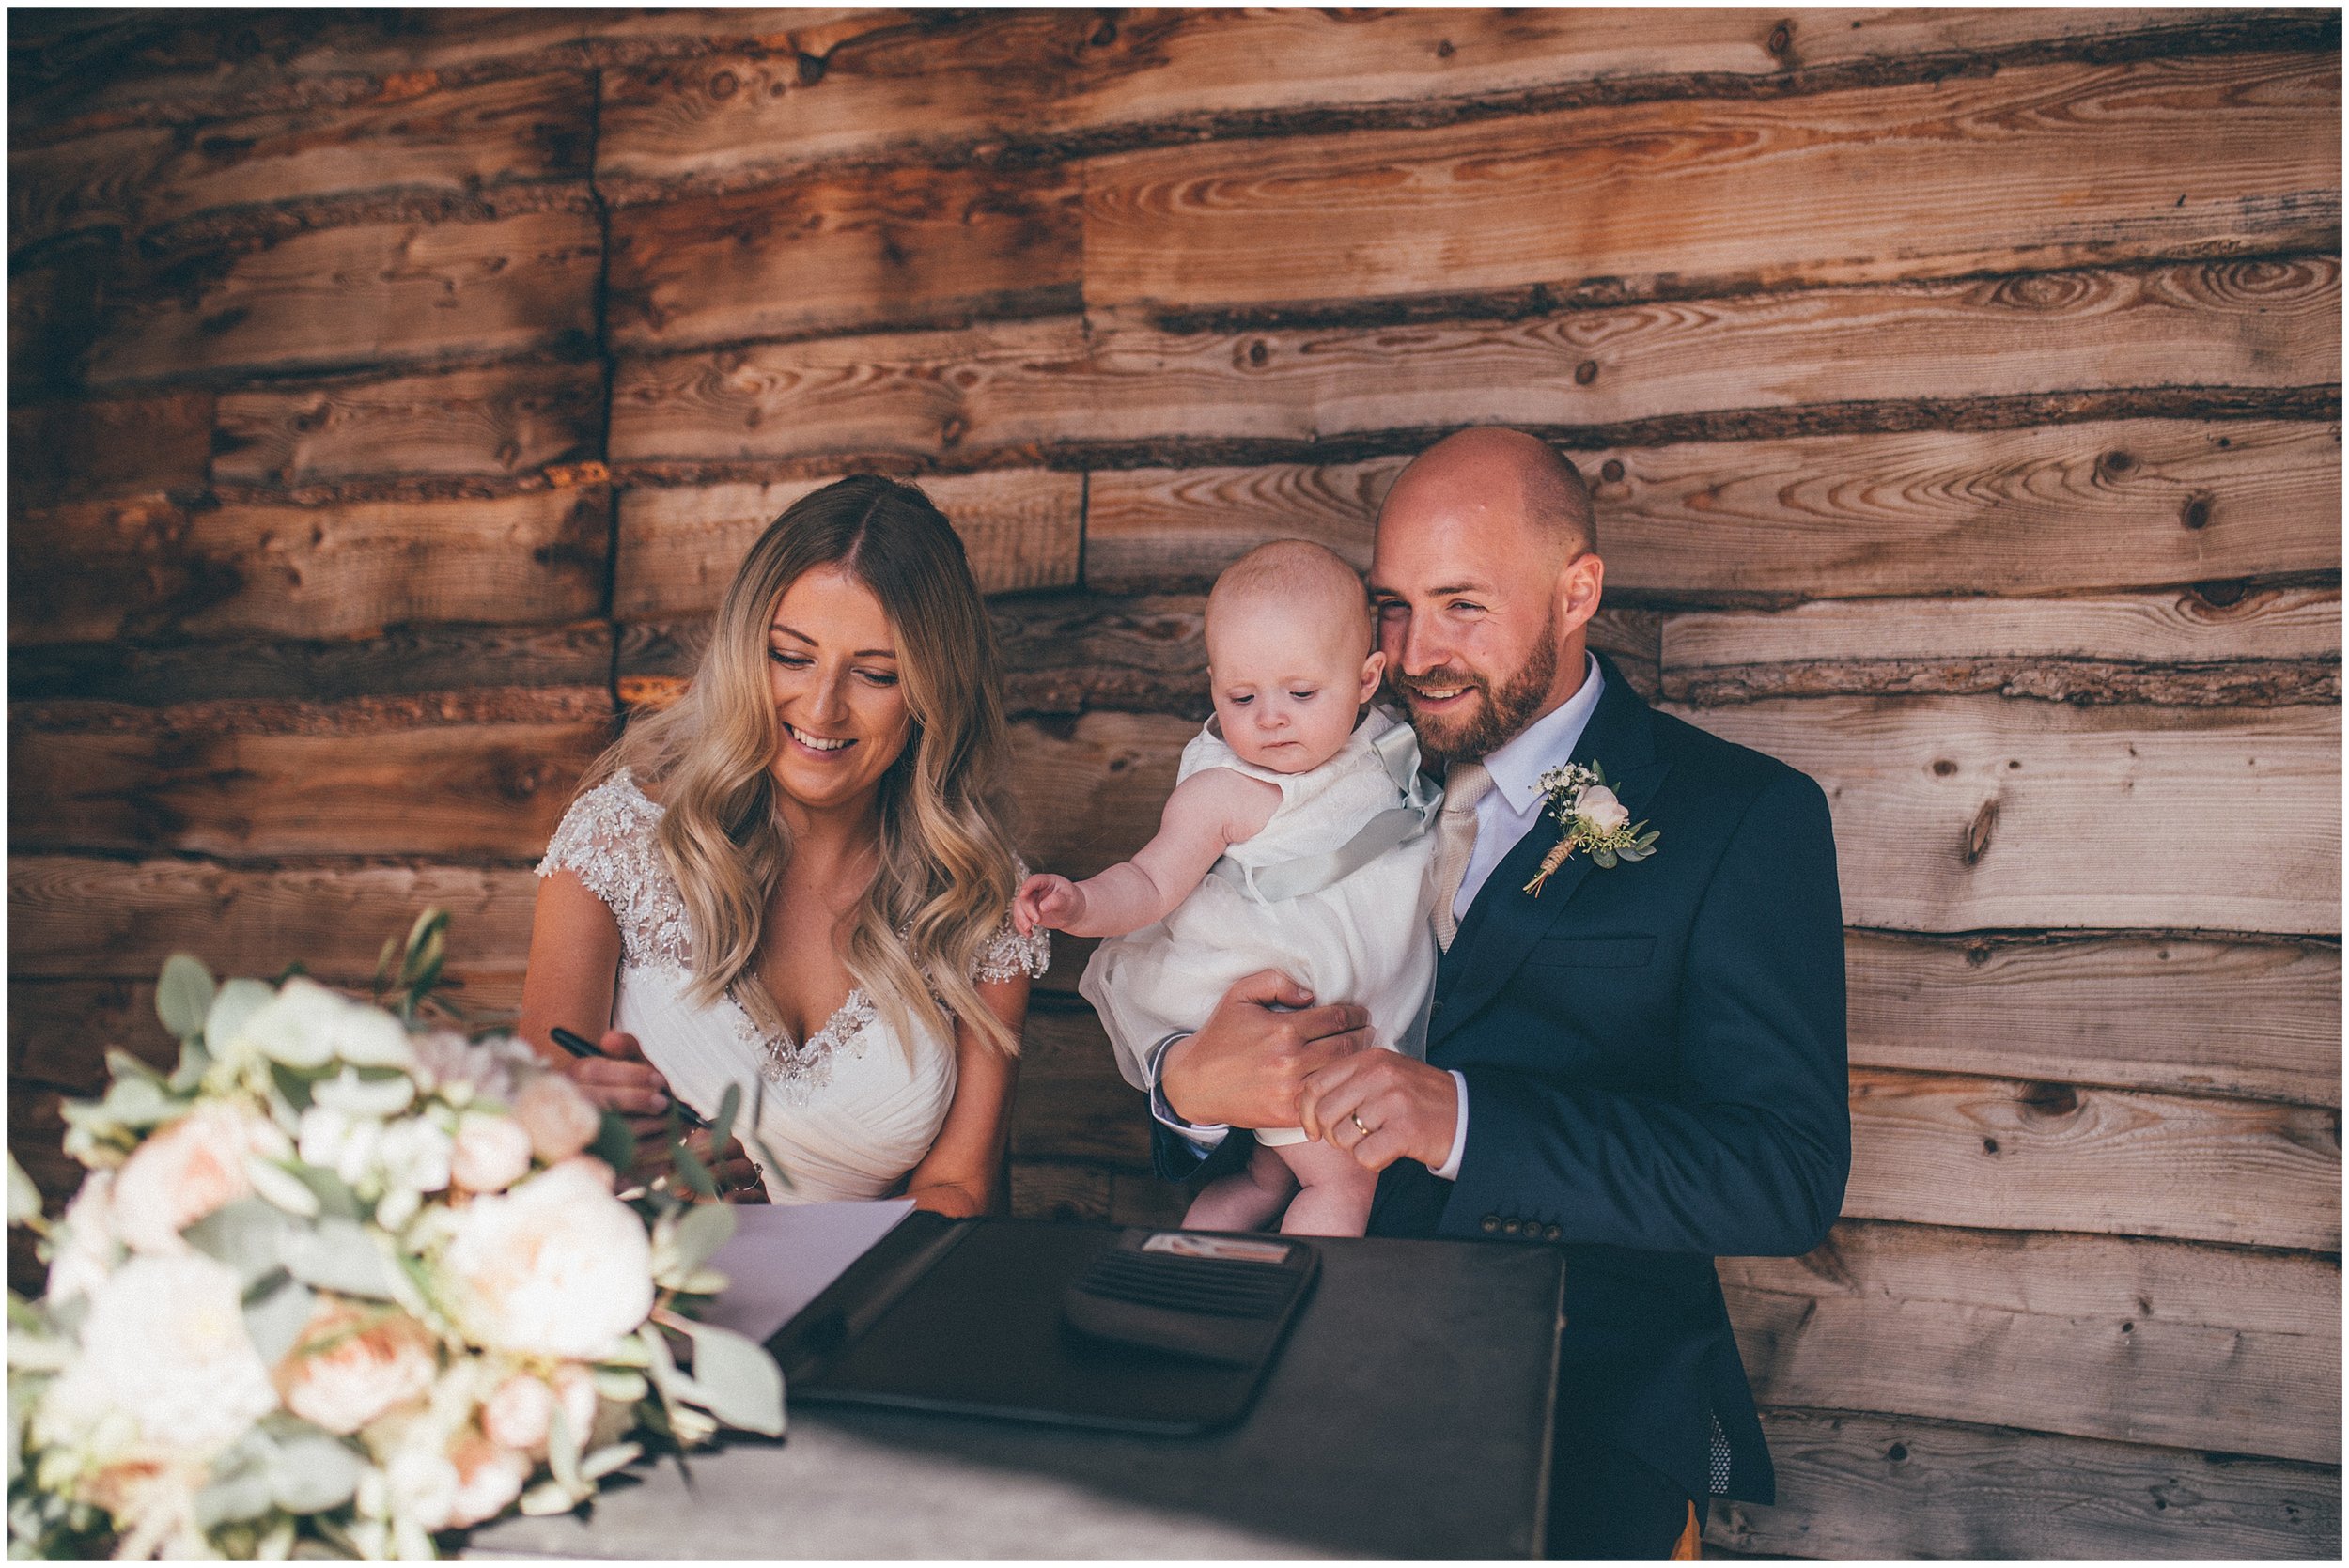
(7, 914, 785, 1560)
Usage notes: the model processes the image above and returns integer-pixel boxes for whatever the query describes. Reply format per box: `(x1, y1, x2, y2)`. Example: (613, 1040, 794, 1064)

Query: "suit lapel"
(1429, 654, 1670, 1051)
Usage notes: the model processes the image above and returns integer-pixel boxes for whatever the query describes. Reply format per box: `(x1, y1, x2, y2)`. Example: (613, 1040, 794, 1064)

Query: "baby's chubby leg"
(1273, 1136, 1377, 1237)
(1183, 1140, 1300, 1233)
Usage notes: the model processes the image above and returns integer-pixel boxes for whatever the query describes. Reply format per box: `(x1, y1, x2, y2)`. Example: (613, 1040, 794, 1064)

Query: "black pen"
(548, 1025, 710, 1129)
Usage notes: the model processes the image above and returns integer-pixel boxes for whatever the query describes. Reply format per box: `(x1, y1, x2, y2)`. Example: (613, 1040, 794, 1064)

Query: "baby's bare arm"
(1052, 768, 1280, 938)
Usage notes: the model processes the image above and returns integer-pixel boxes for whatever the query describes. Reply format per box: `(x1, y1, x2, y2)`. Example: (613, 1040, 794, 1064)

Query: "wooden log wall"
(9, 9, 2340, 1557)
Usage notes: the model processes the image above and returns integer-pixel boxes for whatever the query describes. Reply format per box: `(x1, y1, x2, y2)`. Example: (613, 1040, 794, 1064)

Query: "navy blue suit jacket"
(1152, 653, 1850, 1506)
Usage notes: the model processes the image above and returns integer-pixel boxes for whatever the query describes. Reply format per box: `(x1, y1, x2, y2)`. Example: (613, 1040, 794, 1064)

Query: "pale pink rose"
(444, 1434, 531, 1529)
(440, 1157, 652, 1358)
(552, 1362, 599, 1446)
(1575, 784, 1630, 834)
(513, 1071, 600, 1165)
(479, 1373, 554, 1454)
(274, 1300, 439, 1436)
(111, 1102, 289, 1254)
(450, 1113, 534, 1195)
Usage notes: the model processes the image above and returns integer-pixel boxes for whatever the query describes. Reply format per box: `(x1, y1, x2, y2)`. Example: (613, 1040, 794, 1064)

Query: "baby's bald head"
(1206, 538, 1373, 660)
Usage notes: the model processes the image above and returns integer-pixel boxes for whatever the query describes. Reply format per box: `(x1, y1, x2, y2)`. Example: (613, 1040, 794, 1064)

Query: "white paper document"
(697, 1199, 916, 1345)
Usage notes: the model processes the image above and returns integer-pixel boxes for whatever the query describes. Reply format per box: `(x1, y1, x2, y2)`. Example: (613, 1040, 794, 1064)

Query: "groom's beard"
(1393, 610, 1560, 769)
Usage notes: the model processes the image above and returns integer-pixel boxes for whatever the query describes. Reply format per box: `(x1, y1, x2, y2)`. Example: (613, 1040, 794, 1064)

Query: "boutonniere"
(1522, 761, 1659, 895)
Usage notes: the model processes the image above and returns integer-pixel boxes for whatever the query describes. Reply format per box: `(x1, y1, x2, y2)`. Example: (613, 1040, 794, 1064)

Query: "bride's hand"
(561, 1029, 673, 1127)
(679, 1130, 767, 1203)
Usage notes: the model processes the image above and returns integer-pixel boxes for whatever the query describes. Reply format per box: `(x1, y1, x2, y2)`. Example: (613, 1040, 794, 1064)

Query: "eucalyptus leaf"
(671, 1140, 717, 1200)
(184, 1199, 294, 1286)
(267, 1428, 363, 1514)
(677, 1320, 785, 1436)
(245, 1157, 323, 1219)
(282, 1217, 396, 1299)
(193, 1433, 276, 1528)
(282, 1162, 363, 1221)
(548, 1405, 583, 1496)
(590, 1111, 636, 1174)
(242, 1275, 317, 1365)
(669, 1202, 736, 1278)
(751, 1133, 794, 1191)
(167, 1038, 213, 1094)
(155, 954, 217, 1042)
(6, 1155, 40, 1228)
(205, 979, 276, 1061)
(98, 1073, 177, 1129)
(581, 1441, 641, 1481)
(311, 1067, 413, 1120)
(708, 1083, 741, 1159)
(1594, 847, 1618, 869)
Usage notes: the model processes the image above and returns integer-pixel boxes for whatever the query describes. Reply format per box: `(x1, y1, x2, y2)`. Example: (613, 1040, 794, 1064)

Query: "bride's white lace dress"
(537, 768, 1049, 1203)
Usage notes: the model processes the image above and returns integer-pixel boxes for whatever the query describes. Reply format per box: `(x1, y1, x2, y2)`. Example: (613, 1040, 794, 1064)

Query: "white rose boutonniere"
(1522, 761, 1659, 895)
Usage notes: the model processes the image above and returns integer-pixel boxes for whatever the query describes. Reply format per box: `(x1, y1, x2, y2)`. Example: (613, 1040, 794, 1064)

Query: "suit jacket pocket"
(1526, 934, 1657, 969)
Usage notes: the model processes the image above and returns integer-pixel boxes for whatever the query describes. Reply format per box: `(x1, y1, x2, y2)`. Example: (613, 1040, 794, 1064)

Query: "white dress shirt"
(1150, 655, 1606, 1184)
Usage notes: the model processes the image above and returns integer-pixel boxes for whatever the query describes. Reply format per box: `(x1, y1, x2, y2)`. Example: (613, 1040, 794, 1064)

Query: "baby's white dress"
(537, 768, 1049, 1203)
(1079, 706, 1439, 1145)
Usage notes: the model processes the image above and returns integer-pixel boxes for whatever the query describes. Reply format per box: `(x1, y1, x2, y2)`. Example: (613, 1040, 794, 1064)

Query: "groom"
(1145, 427, 1850, 1558)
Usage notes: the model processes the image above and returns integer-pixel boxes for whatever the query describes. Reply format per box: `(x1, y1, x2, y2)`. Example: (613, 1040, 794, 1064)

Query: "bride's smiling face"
(764, 567, 915, 814)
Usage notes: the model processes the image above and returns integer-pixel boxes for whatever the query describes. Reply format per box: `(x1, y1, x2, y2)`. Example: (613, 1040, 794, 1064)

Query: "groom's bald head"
(1378, 427, 1595, 563)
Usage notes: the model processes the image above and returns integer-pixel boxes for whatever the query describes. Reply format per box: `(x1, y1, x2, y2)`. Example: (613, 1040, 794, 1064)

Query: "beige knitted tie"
(1430, 760, 1495, 951)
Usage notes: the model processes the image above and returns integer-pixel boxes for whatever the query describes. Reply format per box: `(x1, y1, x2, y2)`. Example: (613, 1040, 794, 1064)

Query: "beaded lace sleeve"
(535, 769, 694, 970)
(972, 861, 1050, 985)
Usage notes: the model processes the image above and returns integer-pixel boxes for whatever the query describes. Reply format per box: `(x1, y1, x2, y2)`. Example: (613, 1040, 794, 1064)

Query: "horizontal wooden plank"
(9, 1082, 81, 1207)
(992, 591, 1662, 718)
(9, 702, 609, 862)
(610, 257, 2340, 466)
(1007, 1160, 1191, 1230)
(10, 620, 615, 707)
(1845, 1067, 2340, 1250)
(1673, 696, 2340, 934)
(10, 71, 592, 249)
(614, 471, 1082, 618)
(1084, 419, 2342, 599)
(598, 10, 2326, 192)
(82, 207, 600, 387)
(9, 227, 114, 394)
(212, 360, 604, 489)
(1664, 588, 2342, 706)
(9, 10, 883, 133)
(11, 486, 609, 644)
(8, 855, 539, 982)
(1085, 53, 2340, 316)
(1006, 710, 1195, 884)
(1722, 1219, 2339, 1461)
(8, 981, 173, 1096)
(605, 163, 1080, 353)
(1009, 1004, 1151, 1167)
(1848, 932, 2341, 1108)
(1711, 1407, 2341, 1559)
(8, 389, 214, 505)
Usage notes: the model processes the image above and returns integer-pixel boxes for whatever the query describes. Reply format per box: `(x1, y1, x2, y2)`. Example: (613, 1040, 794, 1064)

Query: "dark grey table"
(470, 1226, 1564, 1560)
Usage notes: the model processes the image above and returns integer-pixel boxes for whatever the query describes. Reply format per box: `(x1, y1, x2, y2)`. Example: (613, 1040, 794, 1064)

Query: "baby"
(1015, 539, 1438, 1235)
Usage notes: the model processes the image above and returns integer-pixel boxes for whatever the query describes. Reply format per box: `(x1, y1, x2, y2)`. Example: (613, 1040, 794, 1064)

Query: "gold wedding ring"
(1349, 1111, 1372, 1138)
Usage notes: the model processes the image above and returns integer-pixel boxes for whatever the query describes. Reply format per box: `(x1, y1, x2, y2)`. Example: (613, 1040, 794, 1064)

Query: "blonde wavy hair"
(586, 475, 1025, 1058)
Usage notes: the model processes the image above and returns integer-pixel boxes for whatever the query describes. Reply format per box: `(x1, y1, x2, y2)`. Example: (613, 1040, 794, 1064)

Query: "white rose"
(378, 1118, 453, 1198)
(111, 1102, 290, 1254)
(440, 1158, 653, 1359)
(274, 1299, 439, 1436)
(513, 1071, 600, 1165)
(1575, 784, 1630, 834)
(384, 1445, 459, 1532)
(46, 1169, 121, 1303)
(35, 1252, 279, 1457)
(450, 1113, 534, 1195)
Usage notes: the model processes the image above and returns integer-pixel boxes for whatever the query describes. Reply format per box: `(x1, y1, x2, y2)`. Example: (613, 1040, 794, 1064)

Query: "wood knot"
(1436, 39, 1455, 58)
(1931, 758, 1956, 777)
(1247, 339, 1269, 367)
(2188, 579, 2248, 608)
(1089, 19, 1118, 47)
(1885, 1443, 1907, 1463)
(2180, 495, 2212, 531)
(796, 53, 827, 85)
(708, 70, 738, 100)
(1982, 1137, 1999, 1155)
(1766, 21, 1793, 55)
(940, 417, 967, 447)
(1599, 458, 1626, 484)
(1961, 798, 1998, 866)
(1574, 359, 1598, 385)
(2099, 448, 2137, 476)
(2019, 1081, 2079, 1118)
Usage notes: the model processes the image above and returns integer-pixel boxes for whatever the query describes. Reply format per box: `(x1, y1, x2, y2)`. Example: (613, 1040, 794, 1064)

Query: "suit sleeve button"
(1502, 1219, 1522, 1236)
(1480, 1216, 1500, 1234)
(1544, 1224, 1562, 1241)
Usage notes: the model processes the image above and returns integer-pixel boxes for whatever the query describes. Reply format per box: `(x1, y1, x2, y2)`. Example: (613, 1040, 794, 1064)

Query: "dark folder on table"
(764, 1215, 1318, 1436)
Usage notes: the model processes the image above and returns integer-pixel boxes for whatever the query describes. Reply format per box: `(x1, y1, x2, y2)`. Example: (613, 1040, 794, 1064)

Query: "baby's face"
(1207, 604, 1382, 774)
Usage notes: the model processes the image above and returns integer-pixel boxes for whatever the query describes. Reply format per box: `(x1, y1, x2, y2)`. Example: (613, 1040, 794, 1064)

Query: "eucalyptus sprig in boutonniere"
(1522, 760, 1660, 895)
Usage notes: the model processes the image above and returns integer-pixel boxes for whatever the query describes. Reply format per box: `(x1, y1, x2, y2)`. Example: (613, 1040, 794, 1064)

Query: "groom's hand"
(1299, 1052, 1458, 1173)
(1160, 970, 1372, 1128)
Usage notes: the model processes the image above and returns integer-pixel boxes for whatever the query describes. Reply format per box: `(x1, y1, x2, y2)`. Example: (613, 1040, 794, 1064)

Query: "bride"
(518, 475, 1046, 1213)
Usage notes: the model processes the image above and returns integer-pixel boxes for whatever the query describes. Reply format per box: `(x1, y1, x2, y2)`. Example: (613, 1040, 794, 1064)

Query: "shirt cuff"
(1145, 1032, 1229, 1155)
(1426, 1070, 1470, 1181)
